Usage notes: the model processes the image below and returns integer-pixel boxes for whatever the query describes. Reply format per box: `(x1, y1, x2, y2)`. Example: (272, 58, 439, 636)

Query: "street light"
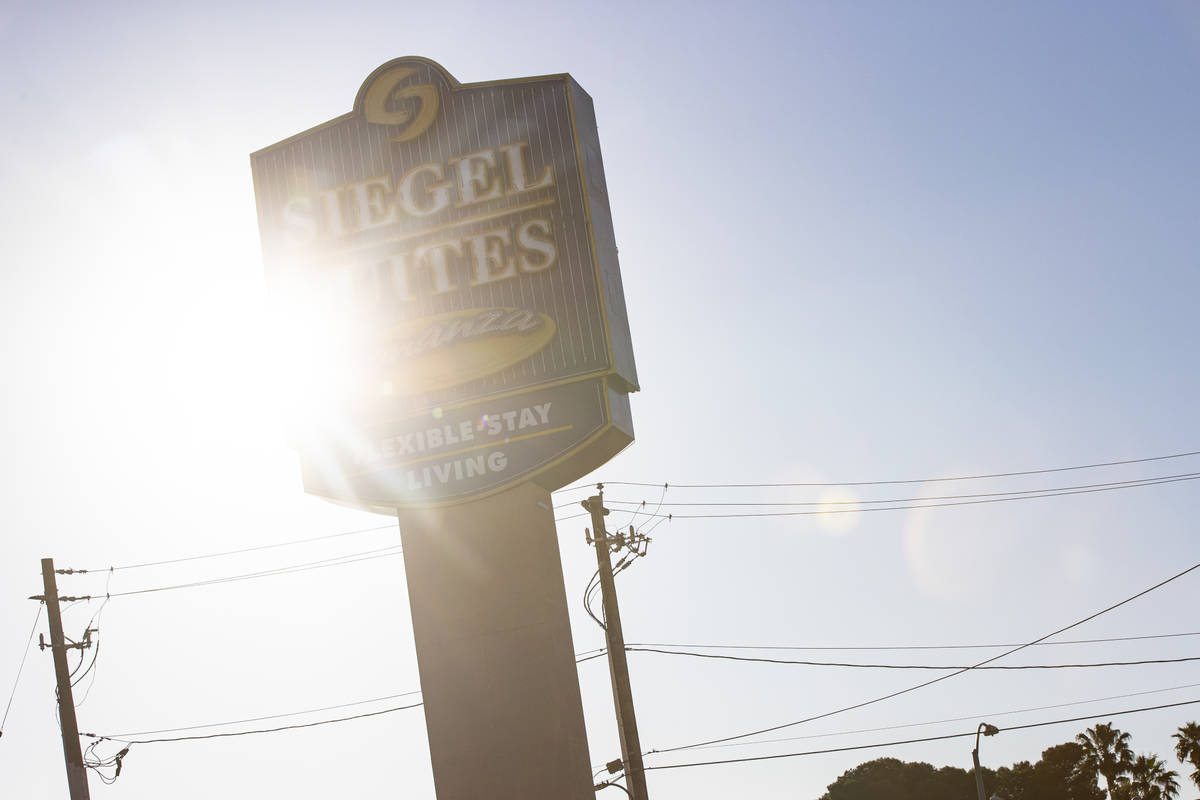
(973, 722, 1000, 800)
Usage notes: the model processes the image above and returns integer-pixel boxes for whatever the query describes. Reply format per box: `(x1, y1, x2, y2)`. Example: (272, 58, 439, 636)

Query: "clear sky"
(2, 1, 1199, 798)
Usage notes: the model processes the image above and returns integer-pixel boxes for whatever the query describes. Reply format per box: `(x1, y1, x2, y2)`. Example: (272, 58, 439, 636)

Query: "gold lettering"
(450, 149, 503, 206)
(397, 163, 452, 217)
(414, 240, 463, 295)
(350, 176, 398, 232)
(500, 142, 553, 193)
(517, 218, 557, 273)
(282, 197, 316, 246)
(465, 226, 516, 286)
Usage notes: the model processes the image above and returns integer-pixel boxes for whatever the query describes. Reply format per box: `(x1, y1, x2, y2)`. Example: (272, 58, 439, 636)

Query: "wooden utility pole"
(39, 558, 91, 800)
(584, 490, 650, 800)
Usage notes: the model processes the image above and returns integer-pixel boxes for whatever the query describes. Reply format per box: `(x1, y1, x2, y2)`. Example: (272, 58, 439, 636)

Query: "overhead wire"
(553, 448, 1200, 492)
(625, 646, 1200, 670)
(583, 568, 605, 629)
(644, 698, 1200, 772)
(98, 689, 426, 739)
(82, 648, 609, 742)
(648, 556, 1200, 755)
(71, 523, 397, 573)
(626, 483, 669, 534)
(553, 473, 1200, 522)
(70, 545, 405, 600)
(84, 737, 130, 784)
(74, 570, 113, 707)
(691, 680, 1200, 751)
(626, 630, 1200, 652)
(592, 472, 1200, 508)
(88, 701, 426, 744)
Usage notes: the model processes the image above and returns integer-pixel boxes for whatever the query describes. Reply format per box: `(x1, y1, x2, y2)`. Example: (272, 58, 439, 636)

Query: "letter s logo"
(363, 66, 439, 142)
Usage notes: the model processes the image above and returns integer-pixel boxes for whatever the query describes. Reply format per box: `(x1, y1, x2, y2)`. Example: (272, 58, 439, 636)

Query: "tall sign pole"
(251, 58, 640, 799)
(585, 490, 649, 800)
(39, 558, 91, 800)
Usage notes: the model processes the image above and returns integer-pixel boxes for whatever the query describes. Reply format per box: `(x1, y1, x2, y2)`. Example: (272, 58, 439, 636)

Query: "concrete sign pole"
(398, 484, 592, 799)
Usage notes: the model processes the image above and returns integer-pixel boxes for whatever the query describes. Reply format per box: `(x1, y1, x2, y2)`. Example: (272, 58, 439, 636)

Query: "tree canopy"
(820, 721, 1200, 800)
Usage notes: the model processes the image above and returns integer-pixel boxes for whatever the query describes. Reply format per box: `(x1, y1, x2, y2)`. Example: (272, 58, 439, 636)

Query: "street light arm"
(973, 722, 999, 800)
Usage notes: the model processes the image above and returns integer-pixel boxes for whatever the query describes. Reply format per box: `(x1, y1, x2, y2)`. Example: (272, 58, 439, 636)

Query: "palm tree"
(1173, 722, 1200, 791)
(1076, 723, 1135, 798)
(1126, 753, 1179, 800)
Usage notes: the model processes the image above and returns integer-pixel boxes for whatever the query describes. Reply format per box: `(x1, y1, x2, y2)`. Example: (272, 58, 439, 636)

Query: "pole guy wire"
(0, 602, 43, 739)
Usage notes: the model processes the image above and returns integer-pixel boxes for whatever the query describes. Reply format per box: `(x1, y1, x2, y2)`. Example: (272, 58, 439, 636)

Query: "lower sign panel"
(298, 376, 633, 511)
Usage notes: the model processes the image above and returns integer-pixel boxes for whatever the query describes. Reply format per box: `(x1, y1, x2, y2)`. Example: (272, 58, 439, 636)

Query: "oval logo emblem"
(372, 307, 556, 395)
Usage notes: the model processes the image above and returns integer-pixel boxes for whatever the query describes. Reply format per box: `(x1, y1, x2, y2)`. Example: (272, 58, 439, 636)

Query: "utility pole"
(584, 488, 650, 800)
(39, 558, 91, 800)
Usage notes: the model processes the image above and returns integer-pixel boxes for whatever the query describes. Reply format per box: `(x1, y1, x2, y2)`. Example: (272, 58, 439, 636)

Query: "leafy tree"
(1076, 723, 1135, 798)
(991, 742, 1103, 800)
(1035, 742, 1106, 800)
(1172, 722, 1200, 791)
(993, 760, 1034, 800)
(1124, 753, 1179, 800)
(819, 757, 978, 800)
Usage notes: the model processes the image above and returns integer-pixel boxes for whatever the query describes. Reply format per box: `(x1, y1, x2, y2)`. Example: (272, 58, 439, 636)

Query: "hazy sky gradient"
(2, 2, 1198, 798)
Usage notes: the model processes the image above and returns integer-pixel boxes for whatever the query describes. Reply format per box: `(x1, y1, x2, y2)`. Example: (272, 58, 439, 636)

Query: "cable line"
(643, 698, 1200, 772)
(692, 680, 1200, 751)
(94, 546, 404, 599)
(554, 473, 1200, 522)
(88, 701, 425, 744)
(648, 556, 1200, 755)
(83, 648, 607, 741)
(1, 602, 43, 739)
(70, 523, 397, 573)
(588, 472, 1200, 508)
(626, 647, 1200, 670)
(99, 689, 426, 739)
(628, 630, 1200, 652)
(554, 448, 1200, 492)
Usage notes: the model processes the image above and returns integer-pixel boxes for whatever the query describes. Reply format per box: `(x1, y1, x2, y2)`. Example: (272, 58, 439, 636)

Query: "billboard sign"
(251, 57, 637, 511)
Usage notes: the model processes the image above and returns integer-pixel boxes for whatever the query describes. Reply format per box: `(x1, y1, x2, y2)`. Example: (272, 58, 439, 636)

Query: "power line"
(643, 697, 1200, 772)
(648, 556, 1200, 755)
(82, 649, 608, 742)
(691, 681, 1200, 751)
(553, 473, 1200, 522)
(626, 646, 1200, 670)
(76, 545, 405, 600)
(99, 689, 426, 738)
(87, 701, 426, 744)
(70, 523, 397, 573)
(589, 472, 1200, 508)
(0, 602, 43, 739)
(553, 448, 1200, 492)
(628, 630, 1200, 652)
